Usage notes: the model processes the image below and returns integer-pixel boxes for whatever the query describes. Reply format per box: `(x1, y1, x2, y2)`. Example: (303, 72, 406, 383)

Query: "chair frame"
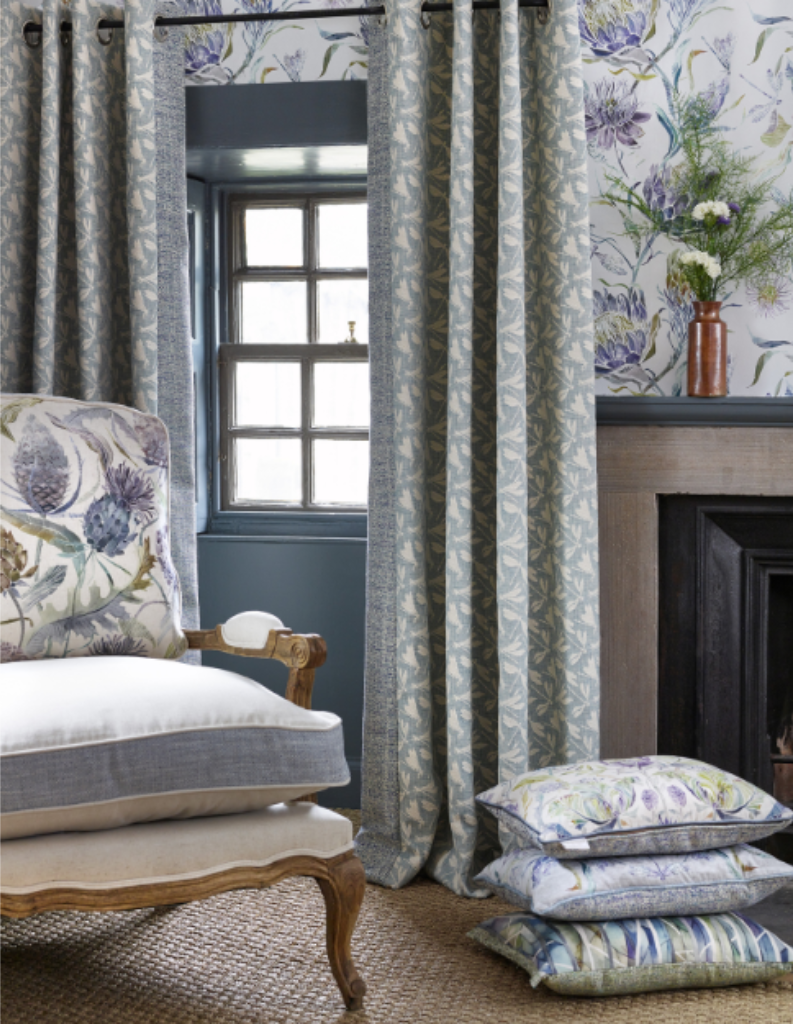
(0, 628, 367, 1012)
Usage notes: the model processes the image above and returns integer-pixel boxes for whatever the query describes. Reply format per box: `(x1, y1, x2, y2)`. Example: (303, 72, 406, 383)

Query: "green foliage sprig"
(603, 101, 793, 303)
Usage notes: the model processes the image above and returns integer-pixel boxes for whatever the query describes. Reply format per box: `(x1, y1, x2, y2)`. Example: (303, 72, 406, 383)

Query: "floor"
(3, 875, 791, 1024)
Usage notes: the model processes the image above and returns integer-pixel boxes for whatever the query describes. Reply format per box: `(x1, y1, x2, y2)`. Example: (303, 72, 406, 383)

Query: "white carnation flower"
(679, 249, 721, 279)
(692, 200, 731, 221)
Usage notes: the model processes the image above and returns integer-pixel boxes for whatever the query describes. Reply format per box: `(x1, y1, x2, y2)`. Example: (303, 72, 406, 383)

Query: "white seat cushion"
(1, 658, 349, 839)
(0, 803, 353, 892)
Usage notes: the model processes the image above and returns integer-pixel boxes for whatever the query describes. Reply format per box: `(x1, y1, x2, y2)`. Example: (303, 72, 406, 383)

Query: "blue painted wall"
(197, 535, 366, 807)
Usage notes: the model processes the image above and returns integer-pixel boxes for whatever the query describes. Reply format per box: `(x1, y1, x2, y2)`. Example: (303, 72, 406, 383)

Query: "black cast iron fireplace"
(658, 496, 793, 862)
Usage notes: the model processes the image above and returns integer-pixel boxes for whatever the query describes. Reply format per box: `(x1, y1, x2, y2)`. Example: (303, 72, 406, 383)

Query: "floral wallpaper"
(580, 0, 793, 397)
(183, 0, 369, 85)
(185, 1, 793, 397)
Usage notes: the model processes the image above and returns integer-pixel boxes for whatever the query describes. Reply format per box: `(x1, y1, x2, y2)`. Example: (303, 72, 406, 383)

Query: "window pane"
(235, 362, 301, 428)
(241, 281, 307, 344)
(245, 207, 303, 267)
(313, 439, 369, 506)
(235, 438, 302, 503)
(318, 204, 368, 269)
(313, 363, 369, 428)
(317, 279, 368, 345)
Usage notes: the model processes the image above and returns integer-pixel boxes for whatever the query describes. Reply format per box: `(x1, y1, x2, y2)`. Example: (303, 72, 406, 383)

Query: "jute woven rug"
(3, 817, 792, 1024)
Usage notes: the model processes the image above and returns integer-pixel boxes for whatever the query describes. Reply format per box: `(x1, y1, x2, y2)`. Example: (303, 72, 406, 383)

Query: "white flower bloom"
(692, 200, 731, 221)
(679, 249, 721, 279)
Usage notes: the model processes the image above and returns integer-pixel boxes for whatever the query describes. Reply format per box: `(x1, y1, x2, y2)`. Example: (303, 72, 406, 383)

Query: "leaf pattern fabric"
(0, 2, 198, 639)
(357, 0, 600, 896)
(469, 911, 793, 995)
(0, 394, 187, 662)
(473, 843, 793, 920)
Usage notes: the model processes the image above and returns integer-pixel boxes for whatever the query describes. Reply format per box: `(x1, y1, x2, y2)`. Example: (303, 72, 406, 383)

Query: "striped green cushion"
(469, 912, 793, 996)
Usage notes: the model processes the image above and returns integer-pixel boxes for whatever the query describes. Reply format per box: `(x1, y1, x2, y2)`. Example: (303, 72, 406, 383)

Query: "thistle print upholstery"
(0, 1, 198, 638)
(1, 394, 187, 662)
(476, 755, 793, 858)
(358, 0, 600, 895)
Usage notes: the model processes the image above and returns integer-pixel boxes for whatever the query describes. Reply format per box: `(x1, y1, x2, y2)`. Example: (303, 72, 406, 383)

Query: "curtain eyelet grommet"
(60, 20, 71, 45)
(376, 1, 387, 28)
(154, 22, 169, 42)
(420, 10, 431, 30)
(96, 20, 114, 46)
(537, 0, 552, 26)
(22, 21, 42, 48)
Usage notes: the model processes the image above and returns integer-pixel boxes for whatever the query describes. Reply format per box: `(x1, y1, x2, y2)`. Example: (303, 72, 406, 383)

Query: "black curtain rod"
(24, 0, 548, 35)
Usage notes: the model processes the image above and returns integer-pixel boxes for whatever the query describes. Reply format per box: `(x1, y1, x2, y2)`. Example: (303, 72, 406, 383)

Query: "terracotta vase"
(687, 301, 727, 397)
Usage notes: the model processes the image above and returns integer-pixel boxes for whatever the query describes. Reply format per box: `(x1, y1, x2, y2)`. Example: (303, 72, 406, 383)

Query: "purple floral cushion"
(476, 756, 793, 858)
(1, 394, 186, 661)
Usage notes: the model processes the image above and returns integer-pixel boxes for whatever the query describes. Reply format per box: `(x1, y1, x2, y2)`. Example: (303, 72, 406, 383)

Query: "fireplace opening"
(658, 496, 793, 863)
(769, 574, 793, 835)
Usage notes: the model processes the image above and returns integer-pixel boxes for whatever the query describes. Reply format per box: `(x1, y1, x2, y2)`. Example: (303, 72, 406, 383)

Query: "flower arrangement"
(603, 101, 793, 304)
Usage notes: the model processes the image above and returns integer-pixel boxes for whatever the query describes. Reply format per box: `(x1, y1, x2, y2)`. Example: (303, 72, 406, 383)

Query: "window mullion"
(220, 344, 368, 362)
(219, 354, 232, 508)
(302, 354, 312, 509)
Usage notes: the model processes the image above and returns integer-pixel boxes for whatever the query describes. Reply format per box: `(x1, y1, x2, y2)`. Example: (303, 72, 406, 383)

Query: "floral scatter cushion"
(0, 394, 186, 661)
(473, 844, 793, 921)
(476, 756, 793, 858)
(469, 911, 793, 996)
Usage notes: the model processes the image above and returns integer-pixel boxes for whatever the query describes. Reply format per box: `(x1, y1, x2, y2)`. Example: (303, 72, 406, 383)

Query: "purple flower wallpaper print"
(185, 1, 793, 396)
(183, 0, 368, 85)
(580, 0, 793, 396)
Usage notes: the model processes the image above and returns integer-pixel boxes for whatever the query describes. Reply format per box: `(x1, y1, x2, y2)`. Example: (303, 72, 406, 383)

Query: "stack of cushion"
(468, 755, 793, 996)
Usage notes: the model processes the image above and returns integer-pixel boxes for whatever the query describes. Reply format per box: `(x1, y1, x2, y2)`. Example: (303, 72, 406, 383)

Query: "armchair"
(0, 395, 366, 1011)
(1, 617, 367, 1012)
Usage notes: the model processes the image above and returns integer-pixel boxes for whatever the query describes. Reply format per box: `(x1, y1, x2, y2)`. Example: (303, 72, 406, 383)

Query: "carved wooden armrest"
(184, 626, 327, 711)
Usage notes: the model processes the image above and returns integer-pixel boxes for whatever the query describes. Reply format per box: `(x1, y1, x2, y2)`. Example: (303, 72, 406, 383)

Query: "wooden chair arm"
(184, 627, 327, 711)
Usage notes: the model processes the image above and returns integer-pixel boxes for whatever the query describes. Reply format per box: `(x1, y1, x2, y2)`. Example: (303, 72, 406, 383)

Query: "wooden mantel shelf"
(597, 425, 793, 760)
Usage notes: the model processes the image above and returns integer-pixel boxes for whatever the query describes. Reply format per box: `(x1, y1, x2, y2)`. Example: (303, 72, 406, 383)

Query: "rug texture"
(2, 862, 791, 1024)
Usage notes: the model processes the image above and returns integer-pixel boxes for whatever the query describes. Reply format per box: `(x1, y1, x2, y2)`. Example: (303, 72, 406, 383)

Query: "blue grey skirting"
(2, 725, 350, 814)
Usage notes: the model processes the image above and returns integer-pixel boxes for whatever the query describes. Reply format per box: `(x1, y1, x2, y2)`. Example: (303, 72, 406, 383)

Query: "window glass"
(317, 279, 369, 345)
(246, 207, 303, 267)
(313, 363, 369, 428)
(313, 439, 369, 506)
(235, 438, 302, 502)
(240, 281, 307, 344)
(318, 203, 368, 269)
(235, 362, 301, 428)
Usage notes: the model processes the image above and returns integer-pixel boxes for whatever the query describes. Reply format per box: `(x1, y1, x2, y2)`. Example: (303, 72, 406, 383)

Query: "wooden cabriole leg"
(1, 851, 367, 1012)
(316, 853, 367, 1012)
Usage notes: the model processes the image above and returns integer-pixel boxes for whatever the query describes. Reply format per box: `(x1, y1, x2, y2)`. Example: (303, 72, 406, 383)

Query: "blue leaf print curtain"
(358, 0, 600, 896)
(0, 0, 199, 637)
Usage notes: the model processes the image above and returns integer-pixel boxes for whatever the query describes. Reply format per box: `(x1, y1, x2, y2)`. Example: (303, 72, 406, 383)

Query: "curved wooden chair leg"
(316, 853, 367, 1011)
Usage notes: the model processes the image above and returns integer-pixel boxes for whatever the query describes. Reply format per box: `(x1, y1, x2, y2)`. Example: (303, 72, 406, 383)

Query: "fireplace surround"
(597, 425, 793, 762)
(657, 496, 793, 859)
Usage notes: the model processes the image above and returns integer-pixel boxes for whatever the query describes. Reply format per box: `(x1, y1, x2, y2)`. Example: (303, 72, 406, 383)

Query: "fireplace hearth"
(658, 496, 793, 862)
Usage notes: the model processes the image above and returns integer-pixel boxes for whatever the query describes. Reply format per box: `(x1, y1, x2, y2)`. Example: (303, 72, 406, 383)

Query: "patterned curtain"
(0, 0, 198, 636)
(357, 0, 600, 895)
